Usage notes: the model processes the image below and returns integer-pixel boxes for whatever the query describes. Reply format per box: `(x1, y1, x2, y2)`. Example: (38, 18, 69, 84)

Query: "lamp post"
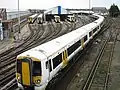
(18, 0, 20, 34)
(89, 0, 91, 14)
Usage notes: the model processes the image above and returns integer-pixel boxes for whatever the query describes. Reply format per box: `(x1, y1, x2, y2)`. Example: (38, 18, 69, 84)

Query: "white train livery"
(16, 14, 104, 90)
(28, 14, 38, 24)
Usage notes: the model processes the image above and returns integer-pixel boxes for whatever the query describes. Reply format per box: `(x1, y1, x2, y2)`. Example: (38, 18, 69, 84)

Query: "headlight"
(16, 73, 21, 82)
(35, 79, 41, 84)
(33, 76, 41, 84)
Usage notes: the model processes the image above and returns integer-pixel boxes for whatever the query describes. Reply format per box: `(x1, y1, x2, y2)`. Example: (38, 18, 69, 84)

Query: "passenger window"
(52, 53, 62, 69)
(84, 35, 87, 41)
(46, 61, 49, 69)
(17, 60, 22, 73)
(46, 60, 52, 72)
(89, 31, 92, 36)
(93, 28, 96, 33)
(67, 40, 81, 56)
(93, 27, 98, 33)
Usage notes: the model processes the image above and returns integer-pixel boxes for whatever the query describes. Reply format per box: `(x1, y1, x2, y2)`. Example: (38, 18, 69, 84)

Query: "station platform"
(0, 24, 30, 54)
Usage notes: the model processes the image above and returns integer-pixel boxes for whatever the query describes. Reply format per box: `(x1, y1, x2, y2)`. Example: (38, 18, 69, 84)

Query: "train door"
(62, 50, 68, 67)
(22, 61, 31, 86)
(81, 38, 84, 49)
(46, 59, 52, 80)
(16, 58, 32, 86)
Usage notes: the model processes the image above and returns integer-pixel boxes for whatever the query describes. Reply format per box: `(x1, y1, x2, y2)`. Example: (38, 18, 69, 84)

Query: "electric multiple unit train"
(37, 14, 43, 24)
(54, 15, 60, 23)
(67, 15, 76, 22)
(28, 14, 38, 24)
(28, 14, 76, 24)
(16, 14, 104, 90)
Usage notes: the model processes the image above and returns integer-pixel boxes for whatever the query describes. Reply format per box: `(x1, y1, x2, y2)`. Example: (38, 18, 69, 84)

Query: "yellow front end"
(16, 57, 42, 89)
(28, 17, 32, 24)
(22, 62, 31, 86)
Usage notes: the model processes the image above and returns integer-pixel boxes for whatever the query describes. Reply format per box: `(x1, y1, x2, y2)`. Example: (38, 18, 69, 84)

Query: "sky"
(0, 0, 120, 10)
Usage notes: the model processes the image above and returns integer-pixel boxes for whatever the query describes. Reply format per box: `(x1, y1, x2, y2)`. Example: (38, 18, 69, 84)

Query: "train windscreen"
(32, 61, 42, 76)
(17, 60, 22, 74)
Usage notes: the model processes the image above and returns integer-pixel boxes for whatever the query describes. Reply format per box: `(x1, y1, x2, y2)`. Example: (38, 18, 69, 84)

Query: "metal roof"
(92, 7, 108, 13)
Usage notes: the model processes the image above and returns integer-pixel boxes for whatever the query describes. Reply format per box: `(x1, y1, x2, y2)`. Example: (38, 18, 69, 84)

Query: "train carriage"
(16, 14, 104, 90)
(54, 15, 60, 23)
(37, 14, 43, 24)
(67, 15, 76, 22)
(28, 14, 38, 24)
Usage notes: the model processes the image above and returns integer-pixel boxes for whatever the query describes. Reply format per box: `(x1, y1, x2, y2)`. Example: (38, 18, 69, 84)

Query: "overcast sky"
(0, 0, 120, 10)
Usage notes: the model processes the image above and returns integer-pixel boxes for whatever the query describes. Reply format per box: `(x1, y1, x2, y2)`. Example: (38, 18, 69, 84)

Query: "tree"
(109, 4, 120, 17)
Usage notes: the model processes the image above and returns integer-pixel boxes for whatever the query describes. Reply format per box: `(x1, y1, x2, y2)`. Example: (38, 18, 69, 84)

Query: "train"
(67, 15, 76, 22)
(54, 15, 60, 23)
(16, 14, 104, 90)
(37, 14, 44, 24)
(28, 14, 38, 24)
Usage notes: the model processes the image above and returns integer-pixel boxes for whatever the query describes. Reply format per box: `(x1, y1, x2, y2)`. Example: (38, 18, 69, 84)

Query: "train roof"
(82, 14, 104, 31)
(18, 14, 104, 61)
(54, 15, 60, 17)
(19, 28, 86, 60)
(29, 14, 38, 18)
(67, 15, 74, 17)
(18, 27, 87, 60)
(37, 14, 43, 18)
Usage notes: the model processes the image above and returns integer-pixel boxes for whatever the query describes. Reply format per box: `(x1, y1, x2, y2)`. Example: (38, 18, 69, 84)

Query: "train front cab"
(37, 17, 43, 24)
(54, 15, 60, 23)
(37, 14, 43, 24)
(28, 17, 33, 24)
(16, 57, 43, 90)
(67, 15, 76, 22)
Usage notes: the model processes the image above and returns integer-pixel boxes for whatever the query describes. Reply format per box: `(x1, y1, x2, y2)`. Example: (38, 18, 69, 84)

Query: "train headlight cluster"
(35, 79, 41, 84)
(16, 73, 21, 82)
(33, 76, 41, 85)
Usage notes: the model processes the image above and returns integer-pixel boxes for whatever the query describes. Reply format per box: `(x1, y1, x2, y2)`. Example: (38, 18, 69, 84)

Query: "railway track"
(65, 18, 117, 90)
(0, 21, 31, 55)
(0, 23, 47, 90)
(13, 18, 28, 34)
(0, 25, 35, 90)
(82, 18, 119, 90)
(11, 14, 31, 36)
(82, 28, 117, 90)
(11, 14, 31, 25)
